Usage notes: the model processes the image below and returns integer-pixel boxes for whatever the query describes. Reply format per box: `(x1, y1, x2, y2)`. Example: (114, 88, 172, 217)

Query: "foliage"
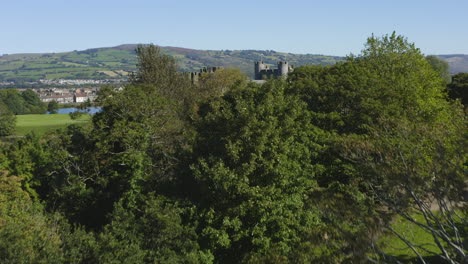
(69, 110, 84, 120)
(289, 32, 467, 263)
(426, 55, 451, 84)
(22, 89, 47, 113)
(196, 68, 247, 98)
(97, 197, 212, 264)
(4, 45, 191, 229)
(188, 81, 334, 263)
(0, 89, 26, 114)
(0, 170, 63, 263)
(48, 100, 59, 114)
(0, 34, 466, 263)
(0, 89, 46, 114)
(0, 103, 16, 136)
(448, 73, 468, 106)
(289, 33, 449, 134)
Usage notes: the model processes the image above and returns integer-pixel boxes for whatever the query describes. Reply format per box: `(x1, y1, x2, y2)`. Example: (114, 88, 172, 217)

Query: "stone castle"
(189, 66, 223, 83)
(188, 61, 293, 83)
(254, 61, 293, 80)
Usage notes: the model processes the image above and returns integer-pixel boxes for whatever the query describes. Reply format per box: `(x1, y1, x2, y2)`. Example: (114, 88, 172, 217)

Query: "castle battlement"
(188, 66, 224, 83)
(254, 61, 293, 80)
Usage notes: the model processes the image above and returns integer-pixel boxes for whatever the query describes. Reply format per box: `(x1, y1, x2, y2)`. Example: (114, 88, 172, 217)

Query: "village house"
(74, 93, 88, 103)
(40, 94, 74, 104)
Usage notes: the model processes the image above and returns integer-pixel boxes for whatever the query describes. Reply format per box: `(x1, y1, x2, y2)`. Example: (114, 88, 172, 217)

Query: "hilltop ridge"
(0, 44, 467, 86)
(0, 45, 342, 84)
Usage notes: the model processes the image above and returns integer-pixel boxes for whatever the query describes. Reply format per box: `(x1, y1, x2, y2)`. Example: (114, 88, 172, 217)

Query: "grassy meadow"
(15, 114, 91, 136)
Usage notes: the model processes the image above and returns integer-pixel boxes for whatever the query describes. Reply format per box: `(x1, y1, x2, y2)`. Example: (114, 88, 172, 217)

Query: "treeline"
(0, 34, 466, 263)
(0, 89, 48, 136)
(0, 89, 46, 115)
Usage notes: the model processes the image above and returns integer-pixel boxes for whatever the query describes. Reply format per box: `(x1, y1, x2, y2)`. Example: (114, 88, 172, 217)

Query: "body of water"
(50, 107, 102, 114)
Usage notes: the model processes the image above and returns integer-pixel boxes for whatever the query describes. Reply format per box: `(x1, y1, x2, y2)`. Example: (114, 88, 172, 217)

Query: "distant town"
(32, 87, 100, 104)
(0, 78, 124, 89)
(3, 60, 295, 104)
(0, 79, 126, 104)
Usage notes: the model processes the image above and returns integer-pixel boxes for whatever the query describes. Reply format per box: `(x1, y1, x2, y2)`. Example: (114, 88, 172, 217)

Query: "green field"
(16, 114, 91, 136)
(378, 213, 441, 261)
(376, 211, 466, 263)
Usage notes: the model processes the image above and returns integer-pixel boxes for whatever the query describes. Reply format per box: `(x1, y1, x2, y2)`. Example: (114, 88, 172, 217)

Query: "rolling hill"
(0, 45, 342, 84)
(436, 54, 468, 74)
(0, 44, 466, 86)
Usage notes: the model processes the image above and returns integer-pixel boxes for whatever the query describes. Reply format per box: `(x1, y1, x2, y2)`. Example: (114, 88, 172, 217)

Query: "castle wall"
(254, 61, 293, 80)
(189, 66, 224, 83)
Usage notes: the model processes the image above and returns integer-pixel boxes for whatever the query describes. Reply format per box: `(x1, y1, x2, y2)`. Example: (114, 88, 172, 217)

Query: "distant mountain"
(0, 45, 466, 85)
(436, 54, 468, 74)
(0, 45, 342, 84)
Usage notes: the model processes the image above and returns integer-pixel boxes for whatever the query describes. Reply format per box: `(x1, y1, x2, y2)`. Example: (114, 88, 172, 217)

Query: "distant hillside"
(1, 45, 466, 85)
(0, 45, 342, 84)
(0, 46, 138, 83)
(436, 54, 468, 74)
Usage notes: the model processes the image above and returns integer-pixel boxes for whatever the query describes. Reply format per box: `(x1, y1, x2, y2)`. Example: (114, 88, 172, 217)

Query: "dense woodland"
(0, 33, 467, 263)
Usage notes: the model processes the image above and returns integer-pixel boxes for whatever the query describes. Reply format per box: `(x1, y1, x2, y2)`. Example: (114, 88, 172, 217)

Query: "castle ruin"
(189, 66, 223, 83)
(254, 61, 293, 80)
(188, 61, 293, 83)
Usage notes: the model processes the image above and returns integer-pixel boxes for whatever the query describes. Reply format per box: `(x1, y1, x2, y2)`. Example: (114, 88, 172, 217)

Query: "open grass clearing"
(377, 210, 466, 263)
(15, 114, 91, 136)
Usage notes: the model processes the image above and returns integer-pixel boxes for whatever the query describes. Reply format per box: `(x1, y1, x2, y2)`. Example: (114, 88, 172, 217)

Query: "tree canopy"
(0, 36, 466, 263)
(0, 89, 46, 115)
(448, 72, 468, 107)
(0, 103, 16, 136)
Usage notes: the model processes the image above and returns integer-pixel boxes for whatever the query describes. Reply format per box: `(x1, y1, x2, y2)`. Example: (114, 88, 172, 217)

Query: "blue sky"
(1, 0, 467, 56)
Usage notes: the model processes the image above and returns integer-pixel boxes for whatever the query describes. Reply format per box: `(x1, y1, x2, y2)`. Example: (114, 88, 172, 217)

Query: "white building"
(74, 93, 88, 103)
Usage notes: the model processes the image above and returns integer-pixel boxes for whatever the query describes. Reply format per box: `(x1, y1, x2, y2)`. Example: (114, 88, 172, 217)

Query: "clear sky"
(1, 0, 467, 56)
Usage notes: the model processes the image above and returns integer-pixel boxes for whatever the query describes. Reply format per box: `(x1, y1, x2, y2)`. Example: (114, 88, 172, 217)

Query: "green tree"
(0, 89, 26, 114)
(426, 55, 451, 84)
(130, 44, 191, 104)
(47, 100, 59, 114)
(69, 110, 84, 120)
(289, 33, 449, 135)
(8, 45, 194, 230)
(21, 89, 47, 114)
(0, 103, 16, 136)
(448, 72, 468, 106)
(288, 32, 466, 262)
(196, 68, 247, 98)
(187, 81, 336, 263)
(97, 197, 212, 264)
(0, 171, 63, 263)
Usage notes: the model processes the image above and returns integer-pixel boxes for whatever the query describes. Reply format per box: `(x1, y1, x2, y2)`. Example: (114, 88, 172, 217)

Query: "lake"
(51, 107, 102, 114)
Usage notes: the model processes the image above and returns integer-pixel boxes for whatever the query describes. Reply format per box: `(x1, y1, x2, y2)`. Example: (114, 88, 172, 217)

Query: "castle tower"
(190, 72, 200, 83)
(277, 61, 289, 78)
(254, 61, 267, 80)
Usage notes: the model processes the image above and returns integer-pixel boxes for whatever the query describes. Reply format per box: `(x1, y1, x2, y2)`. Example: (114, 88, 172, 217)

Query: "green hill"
(0, 46, 138, 83)
(0, 45, 343, 83)
(1, 45, 466, 85)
